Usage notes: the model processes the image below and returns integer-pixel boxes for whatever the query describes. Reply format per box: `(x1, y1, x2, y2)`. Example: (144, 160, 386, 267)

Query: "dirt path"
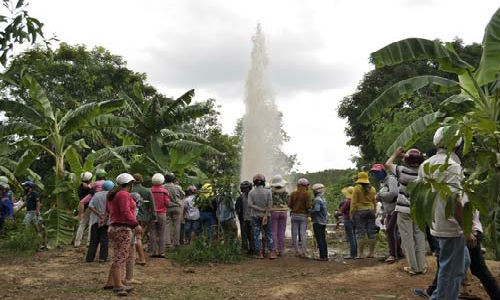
(0, 247, 498, 300)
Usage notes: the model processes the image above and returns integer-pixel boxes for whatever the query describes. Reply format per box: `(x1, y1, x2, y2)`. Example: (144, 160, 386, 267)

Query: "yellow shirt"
(350, 184, 376, 217)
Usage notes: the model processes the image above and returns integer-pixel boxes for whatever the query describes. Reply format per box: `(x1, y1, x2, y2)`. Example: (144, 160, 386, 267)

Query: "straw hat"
(341, 186, 354, 199)
(355, 172, 370, 184)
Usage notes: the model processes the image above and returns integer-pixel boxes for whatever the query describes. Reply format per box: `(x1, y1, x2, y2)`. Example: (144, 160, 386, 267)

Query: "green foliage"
(0, 214, 42, 255)
(359, 7, 500, 259)
(0, 0, 45, 66)
(169, 238, 242, 265)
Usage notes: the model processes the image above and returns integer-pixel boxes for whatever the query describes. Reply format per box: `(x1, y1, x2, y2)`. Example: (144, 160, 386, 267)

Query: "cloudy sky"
(29, 0, 499, 172)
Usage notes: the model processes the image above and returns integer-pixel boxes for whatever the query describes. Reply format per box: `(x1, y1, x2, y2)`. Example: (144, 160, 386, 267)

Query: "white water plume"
(240, 24, 286, 182)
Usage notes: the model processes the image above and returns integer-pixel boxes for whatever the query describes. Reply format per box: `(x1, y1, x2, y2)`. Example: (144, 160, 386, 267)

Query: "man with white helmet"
(417, 126, 469, 300)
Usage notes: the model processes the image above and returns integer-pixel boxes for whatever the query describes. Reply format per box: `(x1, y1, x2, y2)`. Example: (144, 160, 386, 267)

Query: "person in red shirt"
(149, 173, 171, 258)
(103, 173, 142, 297)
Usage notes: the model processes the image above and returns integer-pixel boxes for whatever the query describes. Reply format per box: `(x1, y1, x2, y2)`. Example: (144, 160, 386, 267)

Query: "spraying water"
(240, 24, 286, 182)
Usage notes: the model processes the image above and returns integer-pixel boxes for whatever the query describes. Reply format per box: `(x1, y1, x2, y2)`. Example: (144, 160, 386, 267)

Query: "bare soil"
(0, 245, 498, 300)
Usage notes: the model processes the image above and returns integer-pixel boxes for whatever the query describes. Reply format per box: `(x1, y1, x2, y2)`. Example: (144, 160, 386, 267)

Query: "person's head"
(0, 176, 8, 184)
(0, 182, 9, 193)
(132, 173, 143, 184)
(185, 185, 197, 196)
(102, 180, 115, 191)
(355, 172, 371, 192)
(403, 149, 425, 167)
(433, 126, 464, 158)
(22, 181, 35, 192)
(312, 183, 325, 196)
(80, 171, 93, 183)
(270, 175, 286, 190)
(240, 180, 253, 193)
(116, 173, 135, 191)
(164, 172, 175, 183)
(151, 173, 165, 186)
(341, 186, 354, 199)
(95, 169, 107, 180)
(252, 174, 266, 187)
(370, 164, 386, 181)
(296, 178, 310, 191)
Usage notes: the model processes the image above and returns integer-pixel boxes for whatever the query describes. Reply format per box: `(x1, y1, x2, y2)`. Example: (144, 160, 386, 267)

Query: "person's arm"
(148, 191, 157, 221)
(311, 198, 321, 213)
(378, 177, 398, 203)
(385, 147, 404, 174)
(164, 189, 171, 208)
(350, 189, 358, 218)
(35, 199, 41, 215)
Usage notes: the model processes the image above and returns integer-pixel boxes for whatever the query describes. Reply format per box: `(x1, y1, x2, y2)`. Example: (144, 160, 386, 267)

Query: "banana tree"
(359, 7, 500, 258)
(121, 83, 220, 179)
(0, 75, 128, 245)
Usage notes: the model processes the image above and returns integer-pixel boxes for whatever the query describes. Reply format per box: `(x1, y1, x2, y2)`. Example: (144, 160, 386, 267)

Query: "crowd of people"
(0, 126, 499, 299)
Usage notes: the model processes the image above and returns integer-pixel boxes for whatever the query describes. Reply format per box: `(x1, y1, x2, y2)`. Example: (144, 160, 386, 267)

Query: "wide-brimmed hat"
(355, 172, 370, 184)
(341, 186, 354, 199)
(270, 175, 287, 187)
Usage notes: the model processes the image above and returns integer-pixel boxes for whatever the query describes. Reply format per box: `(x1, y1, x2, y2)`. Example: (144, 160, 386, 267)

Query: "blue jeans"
(344, 219, 357, 258)
(252, 216, 274, 253)
(291, 214, 308, 255)
(200, 211, 215, 243)
(184, 219, 201, 243)
(431, 236, 468, 300)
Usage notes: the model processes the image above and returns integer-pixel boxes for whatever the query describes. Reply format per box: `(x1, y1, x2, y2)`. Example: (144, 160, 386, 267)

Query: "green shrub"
(170, 238, 242, 265)
(0, 226, 42, 255)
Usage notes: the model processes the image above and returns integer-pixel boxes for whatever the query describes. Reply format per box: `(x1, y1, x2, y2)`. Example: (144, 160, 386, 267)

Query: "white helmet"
(312, 183, 325, 192)
(433, 126, 463, 149)
(151, 173, 165, 185)
(80, 172, 93, 182)
(116, 173, 135, 185)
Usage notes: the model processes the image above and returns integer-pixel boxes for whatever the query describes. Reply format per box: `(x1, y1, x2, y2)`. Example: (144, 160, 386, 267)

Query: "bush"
(0, 226, 42, 255)
(170, 238, 242, 265)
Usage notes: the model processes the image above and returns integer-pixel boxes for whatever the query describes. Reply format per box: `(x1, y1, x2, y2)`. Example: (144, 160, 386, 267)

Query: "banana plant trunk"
(55, 154, 66, 210)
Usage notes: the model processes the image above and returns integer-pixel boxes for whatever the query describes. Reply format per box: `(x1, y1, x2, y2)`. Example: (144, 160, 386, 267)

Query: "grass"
(169, 237, 242, 265)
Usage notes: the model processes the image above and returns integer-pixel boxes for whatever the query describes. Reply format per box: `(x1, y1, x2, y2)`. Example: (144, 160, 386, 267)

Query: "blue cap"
(22, 181, 35, 187)
(102, 180, 115, 191)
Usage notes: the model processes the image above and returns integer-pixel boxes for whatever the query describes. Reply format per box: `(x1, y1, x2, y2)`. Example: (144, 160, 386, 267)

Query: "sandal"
(102, 285, 113, 290)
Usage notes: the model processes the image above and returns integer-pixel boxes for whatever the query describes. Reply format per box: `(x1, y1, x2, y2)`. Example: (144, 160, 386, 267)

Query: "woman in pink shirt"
(103, 173, 142, 297)
(149, 173, 170, 258)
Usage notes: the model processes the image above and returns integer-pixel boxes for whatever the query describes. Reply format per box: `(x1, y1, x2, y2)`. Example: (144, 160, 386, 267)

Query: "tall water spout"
(240, 24, 285, 182)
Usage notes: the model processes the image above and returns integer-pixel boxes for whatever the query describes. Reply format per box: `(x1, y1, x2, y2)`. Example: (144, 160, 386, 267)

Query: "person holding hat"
(103, 173, 141, 296)
(270, 175, 288, 257)
(339, 186, 357, 259)
(350, 172, 377, 258)
(370, 164, 402, 263)
(386, 147, 426, 275)
(311, 183, 328, 261)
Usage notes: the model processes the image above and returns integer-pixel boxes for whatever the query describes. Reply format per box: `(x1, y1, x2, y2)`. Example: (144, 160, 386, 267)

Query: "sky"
(28, 0, 500, 172)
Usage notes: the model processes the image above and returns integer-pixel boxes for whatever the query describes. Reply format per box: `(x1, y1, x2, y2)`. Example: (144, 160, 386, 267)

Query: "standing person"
(74, 172, 93, 247)
(386, 148, 427, 275)
(248, 174, 276, 259)
(0, 183, 14, 231)
(183, 185, 200, 244)
(131, 173, 156, 265)
(270, 175, 288, 257)
(103, 173, 142, 297)
(289, 178, 312, 258)
(339, 186, 357, 259)
(149, 173, 170, 258)
(350, 172, 377, 259)
(22, 181, 41, 227)
(370, 164, 402, 263)
(85, 180, 115, 263)
(311, 183, 328, 261)
(196, 183, 217, 244)
(217, 190, 238, 241)
(123, 192, 144, 285)
(417, 127, 470, 300)
(163, 173, 184, 248)
(235, 181, 254, 254)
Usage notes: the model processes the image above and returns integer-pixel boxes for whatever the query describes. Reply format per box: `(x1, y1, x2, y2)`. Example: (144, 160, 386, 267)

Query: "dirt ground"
(0, 244, 499, 300)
